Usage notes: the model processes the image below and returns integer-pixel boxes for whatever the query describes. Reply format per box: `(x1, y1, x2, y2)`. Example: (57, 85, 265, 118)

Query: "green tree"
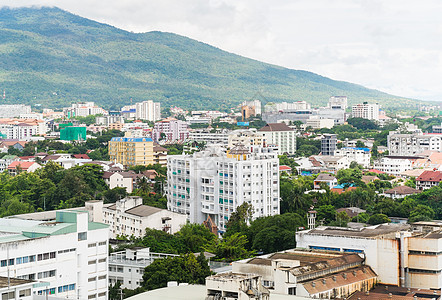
(252, 226, 295, 254)
(142, 253, 213, 290)
(409, 205, 435, 223)
(368, 214, 391, 225)
(225, 202, 253, 236)
(215, 233, 254, 261)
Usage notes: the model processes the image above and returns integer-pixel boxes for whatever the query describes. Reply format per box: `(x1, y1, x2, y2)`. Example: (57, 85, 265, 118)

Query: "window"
(88, 294, 96, 299)
(98, 241, 107, 246)
(98, 292, 106, 297)
(50, 252, 56, 259)
(19, 289, 31, 297)
(29, 255, 36, 262)
(1, 260, 6, 267)
(88, 243, 96, 248)
(8, 259, 13, 266)
(78, 232, 87, 241)
(88, 260, 97, 265)
(2, 291, 15, 299)
(88, 277, 97, 282)
(98, 258, 106, 263)
(98, 275, 106, 280)
(16, 257, 22, 264)
(69, 284, 75, 291)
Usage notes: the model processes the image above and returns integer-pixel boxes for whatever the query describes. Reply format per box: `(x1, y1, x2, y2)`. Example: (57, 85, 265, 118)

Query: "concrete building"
(206, 273, 270, 300)
(313, 173, 338, 189)
(241, 100, 262, 116)
(258, 123, 296, 155)
(416, 170, 442, 190)
(232, 249, 376, 299)
(0, 104, 31, 118)
(108, 137, 154, 167)
(0, 210, 109, 299)
(374, 156, 414, 176)
(305, 117, 334, 129)
(351, 103, 380, 121)
(388, 132, 442, 156)
(188, 129, 230, 146)
(433, 123, 442, 134)
(102, 197, 187, 238)
(297, 222, 442, 290)
(228, 129, 266, 149)
(167, 146, 280, 232)
(328, 96, 348, 110)
(135, 100, 161, 122)
(0, 119, 47, 140)
(321, 134, 337, 156)
(63, 102, 108, 118)
(152, 118, 189, 142)
(109, 247, 177, 289)
(263, 107, 345, 126)
(103, 171, 141, 193)
(334, 147, 371, 168)
(264, 101, 311, 113)
(95, 115, 124, 127)
(0, 277, 37, 300)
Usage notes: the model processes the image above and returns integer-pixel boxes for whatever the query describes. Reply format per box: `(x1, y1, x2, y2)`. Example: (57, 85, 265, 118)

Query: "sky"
(2, 0, 442, 102)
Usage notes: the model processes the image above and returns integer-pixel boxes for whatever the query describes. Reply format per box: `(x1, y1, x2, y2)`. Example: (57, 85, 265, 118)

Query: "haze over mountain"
(0, 6, 423, 111)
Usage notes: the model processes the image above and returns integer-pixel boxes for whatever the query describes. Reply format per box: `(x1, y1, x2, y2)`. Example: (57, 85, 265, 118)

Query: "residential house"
(383, 186, 421, 199)
(7, 161, 41, 175)
(416, 170, 442, 190)
(314, 173, 338, 189)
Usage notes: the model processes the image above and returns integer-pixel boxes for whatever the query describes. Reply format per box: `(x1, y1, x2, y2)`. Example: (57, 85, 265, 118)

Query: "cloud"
(1, 0, 442, 101)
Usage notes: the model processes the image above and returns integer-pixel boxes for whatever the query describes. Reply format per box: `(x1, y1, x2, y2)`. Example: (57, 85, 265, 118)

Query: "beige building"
(258, 123, 297, 155)
(108, 137, 154, 166)
(232, 249, 376, 299)
(101, 197, 187, 238)
(227, 129, 265, 149)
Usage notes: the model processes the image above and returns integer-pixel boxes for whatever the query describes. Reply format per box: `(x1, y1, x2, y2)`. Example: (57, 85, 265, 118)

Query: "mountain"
(0, 6, 423, 111)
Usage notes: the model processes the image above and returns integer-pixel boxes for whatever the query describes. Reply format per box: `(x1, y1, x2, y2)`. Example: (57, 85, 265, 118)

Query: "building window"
(88, 277, 97, 282)
(78, 232, 87, 241)
(19, 289, 31, 297)
(0, 260, 6, 267)
(88, 243, 96, 248)
(1, 291, 15, 299)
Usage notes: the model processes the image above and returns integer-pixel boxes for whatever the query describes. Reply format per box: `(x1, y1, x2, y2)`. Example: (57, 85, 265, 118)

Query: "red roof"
(7, 161, 38, 170)
(331, 186, 357, 194)
(279, 165, 292, 171)
(417, 170, 442, 182)
(367, 169, 385, 174)
(73, 154, 90, 159)
(19, 156, 35, 161)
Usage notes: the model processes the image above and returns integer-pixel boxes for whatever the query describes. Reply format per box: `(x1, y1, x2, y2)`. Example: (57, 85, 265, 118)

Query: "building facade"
(152, 118, 189, 142)
(227, 129, 265, 149)
(101, 197, 187, 238)
(135, 100, 161, 122)
(167, 146, 280, 232)
(0, 105, 31, 118)
(334, 147, 371, 168)
(351, 103, 380, 120)
(321, 134, 337, 156)
(108, 137, 154, 166)
(258, 123, 296, 155)
(388, 132, 442, 156)
(0, 211, 109, 299)
(63, 102, 108, 118)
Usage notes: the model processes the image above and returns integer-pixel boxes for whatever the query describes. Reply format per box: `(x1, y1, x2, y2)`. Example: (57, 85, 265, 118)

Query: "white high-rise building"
(258, 123, 297, 155)
(135, 100, 161, 121)
(328, 96, 348, 110)
(0, 104, 31, 118)
(167, 146, 280, 232)
(351, 102, 380, 120)
(0, 210, 109, 299)
(63, 102, 108, 118)
(388, 132, 442, 156)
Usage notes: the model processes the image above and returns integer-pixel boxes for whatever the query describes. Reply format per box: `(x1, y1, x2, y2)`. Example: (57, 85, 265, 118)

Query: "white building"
(167, 146, 280, 232)
(0, 104, 31, 118)
(241, 100, 262, 115)
(264, 101, 311, 113)
(0, 277, 36, 300)
(374, 157, 413, 175)
(0, 120, 47, 140)
(0, 210, 109, 299)
(63, 102, 108, 118)
(351, 103, 380, 121)
(206, 273, 270, 300)
(334, 147, 371, 168)
(152, 118, 189, 142)
(328, 96, 348, 110)
(135, 100, 161, 122)
(227, 129, 265, 149)
(108, 247, 177, 289)
(95, 115, 124, 127)
(101, 197, 187, 238)
(103, 171, 139, 193)
(187, 129, 230, 146)
(305, 117, 334, 129)
(258, 123, 297, 155)
(388, 132, 442, 156)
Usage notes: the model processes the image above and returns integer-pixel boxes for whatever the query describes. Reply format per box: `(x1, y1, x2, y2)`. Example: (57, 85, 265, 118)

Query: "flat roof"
(126, 285, 310, 300)
(0, 277, 34, 288)
(304, 224, 411, 239)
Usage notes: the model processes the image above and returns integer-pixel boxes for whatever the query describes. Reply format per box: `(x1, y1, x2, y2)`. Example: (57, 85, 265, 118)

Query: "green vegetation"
(0, 7, 424, 111)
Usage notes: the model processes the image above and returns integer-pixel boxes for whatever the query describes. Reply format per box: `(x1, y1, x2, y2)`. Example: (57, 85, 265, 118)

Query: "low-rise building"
(374, 156, 414, 176)
(228, 129, 266, 149)
(0, 277, 37, 300)
(388, 132, 442, 156)
(187, 129, 230, 146)
(152, 118, 189, 142)
(232, 249, 376, 299)
(206, 273, 269, 300)
(416, 170, 442, 190)
(334, 147, 371, 168)
(7, 161, 41, 175)
(258, 123, 296, 155)
(0, 210, 109, 299)
(109, 247, 177, 289)
(101, 197, 187, 238)
(103, 171, 141, 193)
(313, 173, 338, 189)
(383, 186, 421, 199)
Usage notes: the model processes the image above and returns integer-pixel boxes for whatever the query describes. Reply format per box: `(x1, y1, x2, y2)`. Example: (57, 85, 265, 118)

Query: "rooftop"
(304, 223, 411, 239)
(384, 186, 421, 195)
(417, 170, 442, 182)
(258, 123, 294, 132)
(125, 205, 163, 217)
(0, 277, 34, 288)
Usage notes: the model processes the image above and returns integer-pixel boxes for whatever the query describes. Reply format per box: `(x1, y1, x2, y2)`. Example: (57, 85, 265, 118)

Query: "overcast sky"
(3, 0, 442, 102)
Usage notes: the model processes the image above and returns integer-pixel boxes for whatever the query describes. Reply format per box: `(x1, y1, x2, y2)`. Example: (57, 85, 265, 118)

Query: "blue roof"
(342, 147, 370, 152)
(110, 137, 153, 142)
(334, 183, 357, 189)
